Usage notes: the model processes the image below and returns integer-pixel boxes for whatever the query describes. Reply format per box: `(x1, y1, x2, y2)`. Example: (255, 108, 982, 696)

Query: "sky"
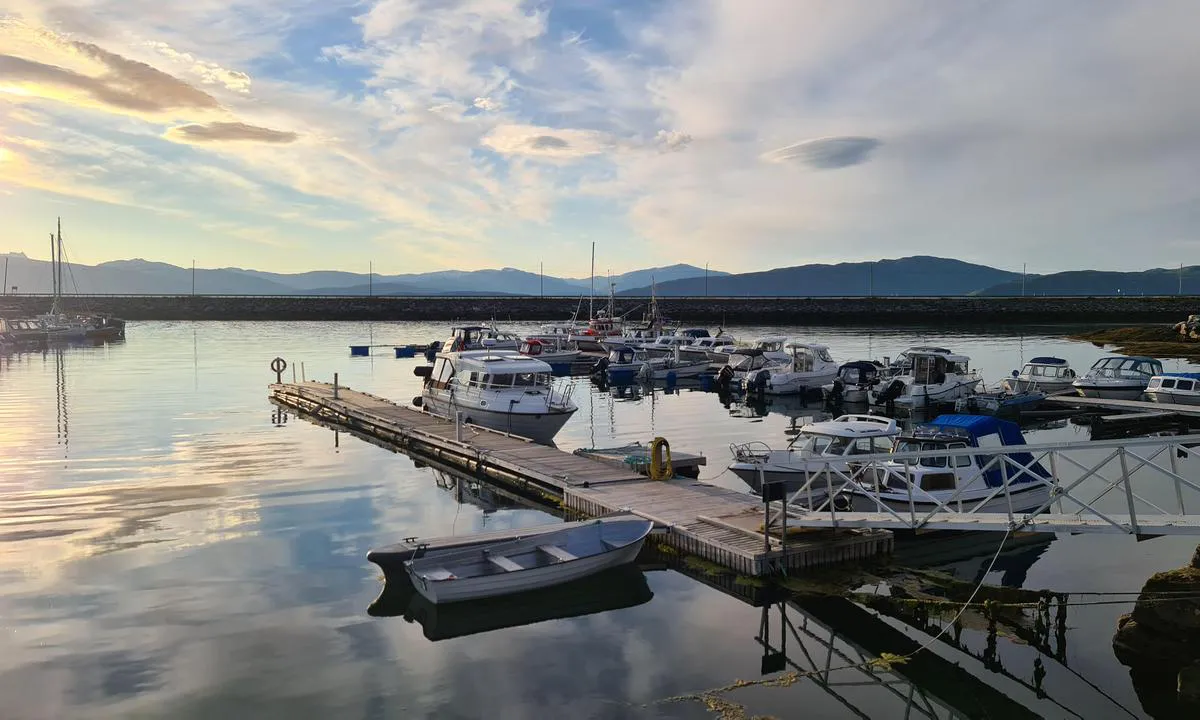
(1, 1, 1199, 276)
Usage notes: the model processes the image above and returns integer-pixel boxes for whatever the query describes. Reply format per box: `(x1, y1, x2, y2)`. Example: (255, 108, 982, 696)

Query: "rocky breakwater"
(1113, 545, 1200, 716)
(0, 294, 1198, 323)
(1174, 314, 1200, 339)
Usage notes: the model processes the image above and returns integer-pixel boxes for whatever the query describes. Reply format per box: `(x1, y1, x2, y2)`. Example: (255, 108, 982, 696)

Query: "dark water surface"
(2, 321, 1198, 719)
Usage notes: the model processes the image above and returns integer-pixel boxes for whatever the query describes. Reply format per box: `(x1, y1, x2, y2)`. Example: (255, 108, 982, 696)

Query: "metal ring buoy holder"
(649, 436, 673, 481)
(271, 357, 287, 383)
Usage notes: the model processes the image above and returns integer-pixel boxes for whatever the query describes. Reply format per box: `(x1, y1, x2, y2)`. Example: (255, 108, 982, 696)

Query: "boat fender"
(832, 494, 852, 512)
(412, 396, 424, 408)
(649, 437, 673, 481)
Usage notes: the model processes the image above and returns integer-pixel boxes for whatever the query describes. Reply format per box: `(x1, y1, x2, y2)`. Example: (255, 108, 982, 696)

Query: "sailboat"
(37, 219, 126, 342)
(568, 245, 626, 351)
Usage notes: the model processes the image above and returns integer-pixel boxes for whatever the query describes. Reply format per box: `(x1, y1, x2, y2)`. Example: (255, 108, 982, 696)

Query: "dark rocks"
(1113, 548, 1200, 716)
(2, 295, 1199, 324)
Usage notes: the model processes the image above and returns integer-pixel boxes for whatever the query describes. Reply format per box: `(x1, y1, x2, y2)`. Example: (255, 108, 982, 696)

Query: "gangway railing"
(751, 434, 1200, 534)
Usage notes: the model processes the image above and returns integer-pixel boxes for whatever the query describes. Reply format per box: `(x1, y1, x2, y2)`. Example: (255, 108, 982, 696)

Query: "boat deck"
(271, 381, 891, 575)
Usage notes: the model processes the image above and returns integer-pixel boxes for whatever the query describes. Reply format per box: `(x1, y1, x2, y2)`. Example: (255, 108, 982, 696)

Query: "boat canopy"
(607, 346, 643, 364)
(1163, 372, 1200, 380)
(914, 414, 1048, 487)
(1028, 356, 1068, 365)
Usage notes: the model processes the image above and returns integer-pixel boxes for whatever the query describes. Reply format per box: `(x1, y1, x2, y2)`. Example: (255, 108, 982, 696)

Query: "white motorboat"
(882, 346, 955, 378)
(526, 323, 583, 344)
(744, 342, 839, 396)
(846, 415, 1052, 514)
(636, 334, 699, 357)
(822, 361, 887, 404)
(868, 350, 981, 410)
(1145, 374, 1200, 406)
(1004, 357, 1077, 393)
(678, 335, 737, 364)
(1072, 356, 1163, 400)
(728, 414, 900, 500)
(404, 517, 654, 604)
(518, 338, 580, 366)
(715, 348, 784, 392)
(418, 346, 577, 443)
(445, 325, 521, 352)
(594, 346, 708, 382)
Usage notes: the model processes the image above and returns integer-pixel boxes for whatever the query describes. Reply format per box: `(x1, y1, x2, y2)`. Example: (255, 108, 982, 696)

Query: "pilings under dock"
(269, 381, 892, 575)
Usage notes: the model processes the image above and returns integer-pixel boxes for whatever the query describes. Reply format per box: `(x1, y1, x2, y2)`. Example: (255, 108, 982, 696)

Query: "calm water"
(2, 321, 1198, 719)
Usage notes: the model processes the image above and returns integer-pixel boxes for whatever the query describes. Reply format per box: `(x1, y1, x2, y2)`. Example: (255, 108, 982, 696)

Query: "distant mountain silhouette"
(975, 267, 1200, 296)
(0, 254, 716, 296)
(620, 256, 1023, 296)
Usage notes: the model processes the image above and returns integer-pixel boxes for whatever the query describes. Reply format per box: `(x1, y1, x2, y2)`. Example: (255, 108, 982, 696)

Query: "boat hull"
(1146, 390, 1200, 406)
(849, 482, 1052, 515)
(1073, 383, 1147, 400)
(421, 397, 575, 444)
(764, 370, 839, 396)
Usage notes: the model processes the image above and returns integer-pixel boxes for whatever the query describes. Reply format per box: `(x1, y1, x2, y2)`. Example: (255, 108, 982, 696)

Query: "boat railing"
(751, 433, 1200, 534)
(730, 441, 774, 463)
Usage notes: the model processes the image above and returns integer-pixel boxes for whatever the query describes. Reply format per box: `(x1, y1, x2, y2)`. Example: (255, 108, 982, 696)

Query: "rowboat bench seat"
(486, 554, 523, 572)
(538, 544, 577, 562)
(423, 567, 457, 580)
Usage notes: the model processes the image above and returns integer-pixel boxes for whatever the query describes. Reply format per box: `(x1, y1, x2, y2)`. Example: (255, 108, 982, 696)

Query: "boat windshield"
(1023, 363, 1072, 379)
(894, 440, 973, 468)
(486, 372, 550, 388)
(795, 433, 893, 455)
(1091, 357, 1162, 379)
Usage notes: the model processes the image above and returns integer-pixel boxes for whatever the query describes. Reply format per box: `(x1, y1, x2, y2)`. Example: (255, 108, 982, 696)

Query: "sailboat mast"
(57, 218, 64, 307)
(589, 241, 595, 319)
(49, 232, 57, 301)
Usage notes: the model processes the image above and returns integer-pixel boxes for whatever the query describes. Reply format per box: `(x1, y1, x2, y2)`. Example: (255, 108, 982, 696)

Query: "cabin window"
(512, 373, 543, 387)
(1177, 380, 1194, 391)
(793, 350, 814, 372)
(1160, 378, 1177, 389)
(817, 348, 833, 362)
(920, 473, 956, 491)
(949, 442, 973, 468)
(433, 358, 454, 384)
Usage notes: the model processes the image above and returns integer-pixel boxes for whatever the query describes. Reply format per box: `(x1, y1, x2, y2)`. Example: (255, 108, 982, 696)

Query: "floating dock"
(270, 381, 892, 575)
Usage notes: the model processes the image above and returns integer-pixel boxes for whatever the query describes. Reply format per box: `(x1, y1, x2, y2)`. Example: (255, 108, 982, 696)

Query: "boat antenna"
(589, 241, 595, 320)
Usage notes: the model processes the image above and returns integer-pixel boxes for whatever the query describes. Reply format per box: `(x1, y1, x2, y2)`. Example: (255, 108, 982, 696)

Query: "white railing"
(752, 434, 1200, 534)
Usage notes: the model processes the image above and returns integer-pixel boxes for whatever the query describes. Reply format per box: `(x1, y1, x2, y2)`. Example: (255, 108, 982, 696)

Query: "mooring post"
(456, 411, 464, 442)
(333, 372, 339, 399)
(301, 362, 306, 382)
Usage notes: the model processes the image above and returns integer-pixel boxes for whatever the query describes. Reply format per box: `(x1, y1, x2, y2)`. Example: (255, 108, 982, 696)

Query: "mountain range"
(1, 252, 1196, 297)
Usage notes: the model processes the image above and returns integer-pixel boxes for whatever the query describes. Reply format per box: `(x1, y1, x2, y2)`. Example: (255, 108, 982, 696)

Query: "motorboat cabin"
(729, 414, 900, 501)
(518, 338, 580, 366)
(822, 361, 886, 404)
(868, 350, 981, 410)
(1007, 356, 1076, 393)
(445, 325, 520, 352)
(884, 346, 954, 377)
(1145, 374, 1200, 406)
(1072, 356, 1163, 400)
(744, 342, 839, 396)
(419, 349, 577, 443)
(849, 415, 1052, 514)
(678, 335, 737, 363)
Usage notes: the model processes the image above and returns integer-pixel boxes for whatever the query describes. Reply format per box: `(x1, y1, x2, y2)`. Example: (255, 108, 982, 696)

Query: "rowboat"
(404, 517, 654, 604)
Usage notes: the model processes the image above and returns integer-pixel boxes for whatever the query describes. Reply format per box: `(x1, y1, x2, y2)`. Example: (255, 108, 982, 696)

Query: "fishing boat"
(743, 342, 839, 396)
(1145, 374, 1200, 406)
(678, 334, 737, 364)
(728, 414, 900, 499)
(526, 323, 582, 344)
(518, 338, 580, 366)
(1004, 357, 1077, 393)
(416, 345, 577, 443)
(593, 346, 708, 382)
(868, 350, 981, 410)
(954, 387, 1046, 416)
(1072, 356, 1163, 400)
(845, 415, 1052, 514)
(404, 517, 654, 604)
(822, 361, 887, 404)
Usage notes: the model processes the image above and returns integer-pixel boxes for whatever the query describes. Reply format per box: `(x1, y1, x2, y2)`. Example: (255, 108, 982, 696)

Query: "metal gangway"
(750, 434, 1200, 535)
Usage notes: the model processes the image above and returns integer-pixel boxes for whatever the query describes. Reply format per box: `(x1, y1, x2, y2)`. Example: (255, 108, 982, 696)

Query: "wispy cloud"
(165, 122, 299, 144)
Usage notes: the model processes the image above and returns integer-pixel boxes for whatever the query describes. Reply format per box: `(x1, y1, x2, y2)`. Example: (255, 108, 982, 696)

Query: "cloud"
(482, 124, 611, 159)
(655, 130, 692, 152)
(473, 97, 501, 112)
(165, 122, 299, 144)
(761, 136, 881, 169)
(144, 41, 252, 93)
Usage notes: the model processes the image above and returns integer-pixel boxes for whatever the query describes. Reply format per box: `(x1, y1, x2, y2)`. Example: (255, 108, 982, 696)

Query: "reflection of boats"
(1072, 355, 1162, 399)
(405, 517, 653, 603)
(729, 415, 899, 496)
(368, 564, 653, 641)
(849, 415, 1051, 513)
(417, 347, 577, 443)
(434, 470, 522, 513)
(1145, 373, 1200, 405)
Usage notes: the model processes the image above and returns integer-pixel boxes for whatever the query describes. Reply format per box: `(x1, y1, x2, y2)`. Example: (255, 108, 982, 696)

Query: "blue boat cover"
(1028, 356, 1067, 365)
(926, 415, 1048, 486)
(1164, 372, 1200, 380)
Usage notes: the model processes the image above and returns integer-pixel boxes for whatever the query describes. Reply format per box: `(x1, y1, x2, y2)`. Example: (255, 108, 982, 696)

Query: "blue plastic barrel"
(394, 346, 416, 358)
(350, 345, 369, 357)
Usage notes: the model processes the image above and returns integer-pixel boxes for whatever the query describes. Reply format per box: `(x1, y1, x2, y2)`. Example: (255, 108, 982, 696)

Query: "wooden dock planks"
(270, 381, 892, 575)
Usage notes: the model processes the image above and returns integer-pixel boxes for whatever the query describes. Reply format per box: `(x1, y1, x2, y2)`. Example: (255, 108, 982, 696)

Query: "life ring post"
(271, 357, 287, 383)
(649, 436, 673, 481)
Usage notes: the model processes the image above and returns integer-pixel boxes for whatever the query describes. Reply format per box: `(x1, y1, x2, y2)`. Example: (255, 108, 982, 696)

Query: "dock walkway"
(270, 381, 891, 575)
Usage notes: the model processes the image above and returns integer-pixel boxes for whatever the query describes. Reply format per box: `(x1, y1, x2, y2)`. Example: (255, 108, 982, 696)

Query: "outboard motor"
(875, 379, 906, 404)
(424, 340, 442, 363)
(825, 378, 844, 411)
(591, 356, 610, 377)
(716, 364, 735, 391)
(747, 369, 770, 395)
